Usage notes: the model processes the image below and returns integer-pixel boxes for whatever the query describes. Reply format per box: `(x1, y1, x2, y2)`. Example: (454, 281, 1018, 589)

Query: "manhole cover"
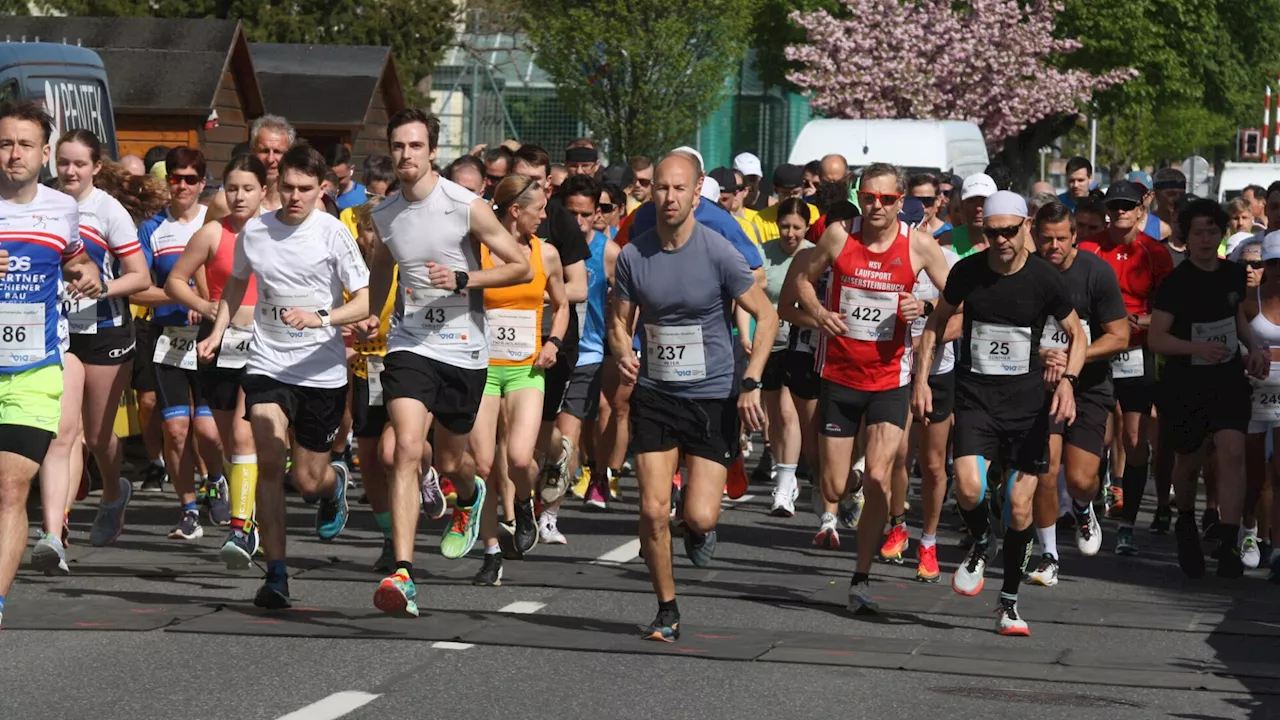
(930, 686, 1143, 709)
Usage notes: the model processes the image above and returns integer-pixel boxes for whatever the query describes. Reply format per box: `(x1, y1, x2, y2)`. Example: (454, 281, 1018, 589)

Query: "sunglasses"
(1106, 200, 1140, 213)
(858, 191, 904, 206)
(1246, 260, 1265, 269)
(486, 173, 505, 185)
(599, 203, 616, 214)
(572, 210, 596, 219)
(168, 174, 202, 186)
(914, 195, 938, 207)
(982, 225, 1022, 240)
(635, 178, 652, 187)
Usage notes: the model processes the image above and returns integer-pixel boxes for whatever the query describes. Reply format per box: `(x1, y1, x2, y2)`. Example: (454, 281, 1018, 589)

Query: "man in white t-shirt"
(198, 144, 370, 610)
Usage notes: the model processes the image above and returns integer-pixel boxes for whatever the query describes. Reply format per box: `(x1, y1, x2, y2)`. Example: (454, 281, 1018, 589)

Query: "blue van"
(0, 41, 117, 174)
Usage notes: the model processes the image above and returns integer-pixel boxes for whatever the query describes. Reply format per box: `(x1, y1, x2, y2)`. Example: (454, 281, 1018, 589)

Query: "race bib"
(63, 296, 97, 335)
(488, 308, 538, 361)
(1191, 317, 1238, 366)
(645, 324, 706, 382)
(969, 322, 1032, 376)
(1251, 369, 1280, 423)
(215, 326, 254, 369)
(258, 289, 318, 342)
(367, 356, 385, 407)
(1111, 347, 1144, 379)
(795, 327, 818, 355)
(402, 285, 470, 345)
(839, 287, 898, 342)
(910, 315, 926, 337)
(0, 303, 46, 366)
(154, 325, 198, 370)
(1040, 318, 1089, 351)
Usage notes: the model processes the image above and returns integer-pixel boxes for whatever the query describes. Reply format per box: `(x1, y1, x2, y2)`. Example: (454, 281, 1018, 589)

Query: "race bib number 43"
(969, 322, 1032, 376)
(645, 324, 706, 382)
(403, 286, 470, 345)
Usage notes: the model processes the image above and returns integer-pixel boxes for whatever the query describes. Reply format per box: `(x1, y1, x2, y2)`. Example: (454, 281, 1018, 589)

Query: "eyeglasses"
(168, 174, 202, 186)
(599, 203, 616, 214)
(858, 191, 903, 206)
(635, 178, 652, 188)
(982, 225, 1023, 240)
(486, 174, 506, 185)
(1106, 200, 1140, 213)
(914, 195, 938, 207)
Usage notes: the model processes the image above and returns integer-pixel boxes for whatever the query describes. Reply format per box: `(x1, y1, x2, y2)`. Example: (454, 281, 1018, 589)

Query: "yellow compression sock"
(229, 454, 258, 531)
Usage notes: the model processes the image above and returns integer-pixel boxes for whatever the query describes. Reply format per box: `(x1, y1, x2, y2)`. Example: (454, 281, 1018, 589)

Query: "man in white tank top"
(357, 108, 533, 619)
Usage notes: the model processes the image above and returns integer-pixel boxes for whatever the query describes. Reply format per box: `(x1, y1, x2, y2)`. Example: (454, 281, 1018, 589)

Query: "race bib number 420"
(969, 322, 1032, 376)
(154, 326, 198, 370)
(645, 324, 706, 382)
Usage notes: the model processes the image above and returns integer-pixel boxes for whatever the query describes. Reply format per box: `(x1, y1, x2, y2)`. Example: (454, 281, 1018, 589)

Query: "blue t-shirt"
(577, 229, 609, 366)
(1143, 212, 1162, 239)
(141, 206, 207, 326)
(1057, 192, 1077, 212)
(335, 182, 368, 211)
(629, 200, 762, 270)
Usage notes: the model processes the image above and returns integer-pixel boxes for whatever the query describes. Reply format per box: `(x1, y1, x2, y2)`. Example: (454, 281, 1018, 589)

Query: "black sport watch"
(1061, 373, 1078, 388)
(742, 377, 761, 391)
(454, 271, 469, 294)
(922, 301, 935, 317)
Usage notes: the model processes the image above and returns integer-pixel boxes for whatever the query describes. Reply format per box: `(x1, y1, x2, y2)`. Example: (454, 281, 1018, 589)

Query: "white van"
(788, 119, 989, 178)
(1216, 162, 1280, 203)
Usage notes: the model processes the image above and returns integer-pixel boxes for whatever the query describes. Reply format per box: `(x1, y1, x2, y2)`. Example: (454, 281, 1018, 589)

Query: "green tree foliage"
(521, 0, 756, 160)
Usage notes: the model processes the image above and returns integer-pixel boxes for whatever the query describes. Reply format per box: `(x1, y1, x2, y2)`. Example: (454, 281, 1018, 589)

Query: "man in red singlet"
(1076, 181, 1174, 555)
(790, 162, 951, 613)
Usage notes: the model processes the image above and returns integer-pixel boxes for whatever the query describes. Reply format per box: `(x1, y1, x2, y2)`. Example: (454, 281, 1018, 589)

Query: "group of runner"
(0, 95, 1275, 639)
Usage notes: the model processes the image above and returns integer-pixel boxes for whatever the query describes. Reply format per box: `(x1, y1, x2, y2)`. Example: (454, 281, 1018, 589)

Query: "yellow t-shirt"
(755, 201, 819, 243)
(350, 268, 397, 379)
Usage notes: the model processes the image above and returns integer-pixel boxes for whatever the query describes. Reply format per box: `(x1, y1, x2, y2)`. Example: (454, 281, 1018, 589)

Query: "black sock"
(1002, 525, 1035, 596)
(959, 502, 990, 545)
(658, 598, 679, 616)
(457, 484, 479, 508)
(1122, 463, 1147, 524)
(1219, 524, 1240, 553)
(850, 572, 869, 586)
(890, 514, 905, 527)
(395, 560, 413, 576)
(330, 450, 345, 464)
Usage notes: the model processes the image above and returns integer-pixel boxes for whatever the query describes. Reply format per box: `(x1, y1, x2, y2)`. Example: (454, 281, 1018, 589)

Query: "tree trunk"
(991, 114, 1081, 194)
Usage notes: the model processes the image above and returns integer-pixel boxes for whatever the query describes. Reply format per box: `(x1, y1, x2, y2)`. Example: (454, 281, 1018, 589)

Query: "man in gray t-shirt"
(616, 222, 755, 399)
(609, 150, 778, 643)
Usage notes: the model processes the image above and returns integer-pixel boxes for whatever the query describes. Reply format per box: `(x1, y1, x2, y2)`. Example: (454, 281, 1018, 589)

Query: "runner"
(35, 130, 152, 564)
(1147, 198, 1268, 579)
(948, 173, 996, 258)
(1077, 181, 1174, 553)
(165, 154, 266, 568)
(612, 151, 777, 642)
(0, 99, 101, 626)
(132, 147, 227, 540)
(1073, 198, 1108, 241)
(790, 162, 950, 612)
(914, 191, 1086, 636)
(1057, 157, 1093, 211)
(470, 174, 568, 584)
(1026, 201, 1130, 586)
(1241, 234, 1279, 571)
(909, 173, 951, 242)
(208, 114, 294, 220)
(358, 109, 532, 618)
(197, 144, 369, 608)
(757, 164, 817, 242)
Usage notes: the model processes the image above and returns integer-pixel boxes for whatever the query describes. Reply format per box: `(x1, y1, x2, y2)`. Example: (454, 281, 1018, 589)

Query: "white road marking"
(593, 538, 641, 565)
(275, 691, 380, 720)
(430, 641, 475, 650)
(499, 600, 546, 614)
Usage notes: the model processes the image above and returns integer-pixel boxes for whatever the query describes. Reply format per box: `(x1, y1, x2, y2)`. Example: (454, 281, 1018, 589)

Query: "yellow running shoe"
(572, 466, 592, 499)
(608, 467, 620, 500)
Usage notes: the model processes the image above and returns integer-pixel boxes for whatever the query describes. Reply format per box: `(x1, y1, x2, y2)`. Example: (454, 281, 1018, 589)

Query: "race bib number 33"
(645, 324, 706, 382)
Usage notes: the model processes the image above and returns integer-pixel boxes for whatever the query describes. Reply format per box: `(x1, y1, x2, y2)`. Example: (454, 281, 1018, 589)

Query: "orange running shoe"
(440, 476, 458, 507)
(1107, 487, 1125, 518)
(726, 457, 748, 499)
(916, 544, 940, 582)
(879, 524, 909, 563)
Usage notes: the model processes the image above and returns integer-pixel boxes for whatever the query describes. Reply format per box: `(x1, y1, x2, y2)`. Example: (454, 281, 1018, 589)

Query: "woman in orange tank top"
(469, 175, 568, 582)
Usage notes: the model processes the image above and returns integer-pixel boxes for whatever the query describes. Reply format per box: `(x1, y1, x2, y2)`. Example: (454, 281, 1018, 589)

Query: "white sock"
(1242, 525, 1258, 540)
(1036, 526, 1058, 560)
(541, 506, 558, 522)
(774, 464, 797, 487)
(921, 533, 937, 549)
(484, 544, 501, 555)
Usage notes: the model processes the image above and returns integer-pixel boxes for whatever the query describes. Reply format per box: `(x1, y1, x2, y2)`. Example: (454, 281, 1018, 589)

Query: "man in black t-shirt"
(913, 192, 1086, 637)
(1027, 202, 1130, 587)
(1148, 198, 1269, 580)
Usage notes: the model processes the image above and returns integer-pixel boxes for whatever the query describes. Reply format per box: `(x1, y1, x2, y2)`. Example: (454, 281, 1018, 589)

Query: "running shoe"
(847, 579, 877, 614)
(539, 436, 573, 505)
(725, 456, 749, 499)
(373, 568, 419, 617)
(1148, 504, 1172, 534)
(608, 466, 621, 500)
(254, 573, 291, 610)
(167, 511, 203, 540)
(571, 466, 592, 499)
(314, 462, 350, 541)
(684, 528, 717, 568)
(1176, 514, 1206, 579)
(879, 524, 909, 564)
(1115, 525, 1137, 556)
(752, 445, 774, 485)
(1215, 541, 1245, 579)
(952, 542, 988, 596)
(1074, 503, 1102, 556)
(1105, 486, 1124, 518)
(441, 478, 487, 559)
(1025, 554, 1059, 587)
(219, 528, 259, 570)
(206, 477, 231, 527)
(441, 475, 457, 505)
(641, 608, 680, 642)
(420, 467, 446, 520)
(196, 475, 211, 503)
(89, 476, 132, 547)
(539, 515, 567, 545)
(584, 474, 608, 510)
(813, 512, 840, 550)
(1242, 531, 1261, 570)
(770, 474, 799, 517)
(473, 553, 503, 586)
(139, 463, 167, 493)
(915, 544, 940, 583)
(513, 498, 539, 554)
(850, 455, 866, 488)
(373, 538, 395, 573)
(31, 532, 70, 576)
(1201, 507, 1221, 541)
(995, 598, 1030, 636)
(838, 487, 864, 529)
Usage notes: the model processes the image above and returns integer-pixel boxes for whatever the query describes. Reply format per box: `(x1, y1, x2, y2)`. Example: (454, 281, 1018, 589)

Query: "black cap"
(1103, 180, 1144, 205)
(601, 163, 635, 189)
(708, 167, 738, 193)
(565, 146, 599, 163)
(773, 163, 804, 189)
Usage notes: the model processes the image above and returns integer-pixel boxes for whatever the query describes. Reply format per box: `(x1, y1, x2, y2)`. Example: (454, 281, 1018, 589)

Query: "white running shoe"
(420, 467, 446, 520)
(995, 599, 1030, 636)
(952, 543, 988, 596)
(814, 512, 840, 549)
(847, 579, 877, 614)
(770, 474, 799, 517)
(1025, 553, 1059, 587)
(1241, 529, 1261, 570)
(1076, 503, 1103, 556)
(539, 516, 567, 545)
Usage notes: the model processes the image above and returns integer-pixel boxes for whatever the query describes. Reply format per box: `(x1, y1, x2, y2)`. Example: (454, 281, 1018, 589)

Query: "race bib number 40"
(403, 286, 470, 345)
(216, 326, 254, 369)
(839, 287, 898, 342)
(0, 303, 46, 366)
(1111, 346, 1144, 379)
(969, 322, 1032, 376)
(1191, 317, 1238, 366)
(1040, 318, 1089, 351)
(154, 326, 198, 370)
(645, 324, 706, 382)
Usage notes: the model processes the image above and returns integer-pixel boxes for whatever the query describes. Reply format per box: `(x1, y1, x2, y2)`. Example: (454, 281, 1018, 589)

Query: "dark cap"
(708, 167, 738, 193)
(1103, 181, 1144, 206)
(898, 196, 925, 227)
(565, 146, 599, 163)
(601, 162, 635, 189)
(773, 163, 804, 189)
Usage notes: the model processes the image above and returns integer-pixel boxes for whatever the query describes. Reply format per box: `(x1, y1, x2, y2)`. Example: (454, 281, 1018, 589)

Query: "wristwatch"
(742, 377, 761, 391)
(1061, 373, 1078, 388)
(317, 309, 332, 328)
(922, 301, 935, 317)
(546, 336, 563, 349)
(454, 271, 470, 294)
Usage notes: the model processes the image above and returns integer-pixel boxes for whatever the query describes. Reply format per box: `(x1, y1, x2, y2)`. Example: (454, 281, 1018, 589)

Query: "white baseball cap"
(700, 175, 721, 202)
(733, 152, 763, 178)
(961, 173, 998, 201)
(1262, 231, 1280, 262)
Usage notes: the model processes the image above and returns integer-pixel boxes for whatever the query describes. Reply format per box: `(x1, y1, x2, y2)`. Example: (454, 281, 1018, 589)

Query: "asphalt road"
(4, 458, 1279, 720)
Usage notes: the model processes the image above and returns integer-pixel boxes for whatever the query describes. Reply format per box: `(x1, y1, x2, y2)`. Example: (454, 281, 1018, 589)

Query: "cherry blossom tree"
(784, 0, 1136, 145)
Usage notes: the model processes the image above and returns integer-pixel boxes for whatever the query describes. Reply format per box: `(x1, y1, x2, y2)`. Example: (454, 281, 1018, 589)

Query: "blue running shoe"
(374, 569, 419, 617)
(684, 529, 717, 568)
(220, 528, 259, 570)
(641, 609, 680, 642)
(90, 476, 133, 547)
(316, 462, 350, 541)
(254, 573, 291, 610)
